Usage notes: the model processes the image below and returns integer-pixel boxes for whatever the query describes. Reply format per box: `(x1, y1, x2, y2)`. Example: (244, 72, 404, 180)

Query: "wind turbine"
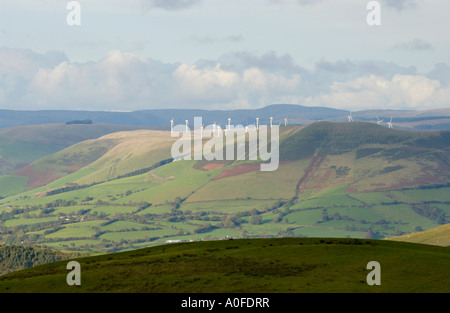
(185, 120, 189, 133)
(217, 124, 221, 137)
(270, 117, 273, 128)
(348, 112, 354, 122)
(284, 117, 288, 127)
(376, 115, 383, 125)
(170, 118, 174, 134)
(388, 117, 394, 129)
(256, 117, 259, 130)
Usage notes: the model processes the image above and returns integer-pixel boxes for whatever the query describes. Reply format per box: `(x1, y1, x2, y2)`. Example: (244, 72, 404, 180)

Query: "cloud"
(0, 48, 449, 112)
(141, 0, 201, 11)
(297, 0, 324, 5)
(381, 0, 418, 11)
(190, 34, 244, 45)
(271, 0, 419, 11)
(196, 51, 305, 76)
(304, 74, 450, 111)
(427, 63, 450, 86)
(268, 0, 324, 5)
(391, 38, 433, 51)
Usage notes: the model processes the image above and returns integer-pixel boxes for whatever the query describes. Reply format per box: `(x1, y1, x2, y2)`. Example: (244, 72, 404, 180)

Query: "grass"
(292, 195, 363, 210)
(0, 175, 30, 197)
(283, 209, 323, 224)
(325, 206, 386, 223)
(391, 188, 450, 203)
(0, 237, 448, 293)
(180, 199, 275, 213)
(348, 192, 395, 205)
(372, 204, 440, 232)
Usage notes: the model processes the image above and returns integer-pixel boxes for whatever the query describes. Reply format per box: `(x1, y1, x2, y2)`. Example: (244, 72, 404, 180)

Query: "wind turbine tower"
(376, 115, 383, 125)
(170, 118, 174, 135)
(348, 112, 354, 122)
(270, 117, 273, 128)
(185, 120, 189, 133)
(256, 117, 259, 130)
(284, 118, 287, 127)
(388, 117, 394, 129)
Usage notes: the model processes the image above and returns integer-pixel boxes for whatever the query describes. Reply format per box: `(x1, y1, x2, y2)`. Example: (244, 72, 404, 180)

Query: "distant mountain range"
(2, 104, 450, 130)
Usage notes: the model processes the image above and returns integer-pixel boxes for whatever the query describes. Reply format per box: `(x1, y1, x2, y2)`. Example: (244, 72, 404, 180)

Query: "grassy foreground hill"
(0, 237, 448, 293)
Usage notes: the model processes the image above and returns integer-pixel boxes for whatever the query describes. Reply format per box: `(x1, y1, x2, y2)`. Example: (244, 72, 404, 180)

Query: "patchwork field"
(0, 122, 449, 255)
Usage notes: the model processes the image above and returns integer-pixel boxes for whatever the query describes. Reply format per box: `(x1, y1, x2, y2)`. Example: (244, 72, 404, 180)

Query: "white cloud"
(305, 74, 449, 111)
(0, 48, 449, 112)
(173, 63, 239, 104)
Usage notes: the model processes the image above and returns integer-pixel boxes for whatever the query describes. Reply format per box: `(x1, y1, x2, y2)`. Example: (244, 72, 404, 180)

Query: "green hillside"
(0, 123, 158, 197)
(0, 238, 448, 293)
(388, 223, 450, 247)
(0, 122, 449, 254)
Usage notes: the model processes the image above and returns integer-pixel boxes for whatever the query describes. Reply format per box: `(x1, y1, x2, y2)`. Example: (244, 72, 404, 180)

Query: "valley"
(0, 121, 449, 255)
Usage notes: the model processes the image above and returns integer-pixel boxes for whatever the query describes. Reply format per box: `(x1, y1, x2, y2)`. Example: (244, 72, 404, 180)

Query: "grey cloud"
(141, 0, 201, 11)
(195, 51, 306, 76)
(315, 59, 417, 78)
(271, 0, 418, 10)
(381, 0, 418, 11)
(297, 0, 324, 5)
(0, 48, 67, 76)
(392, 38, 433, 51)
(190, 34, 244, 45)
(427, 63, 450, 86)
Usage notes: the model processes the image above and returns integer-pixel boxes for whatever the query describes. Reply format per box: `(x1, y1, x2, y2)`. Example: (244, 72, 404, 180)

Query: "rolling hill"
(0, 238, 448, 293)
(0, 122, 449, 255)
(0, 123, 159, 197)
(388, 223, 450, 247)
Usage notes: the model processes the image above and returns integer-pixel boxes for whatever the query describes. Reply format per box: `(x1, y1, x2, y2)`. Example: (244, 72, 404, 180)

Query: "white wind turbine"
(284, 117, 288, 127)
(388, 117, 394, 129)
(185, 120, 189, 133)
(256, 117, 259, 130)
(348, 112, 354, 122)
(217, 124, 222, 137)
(376, 115, 383, 125)
(270, 117, 273, 128)
(170, 118, 174, 134)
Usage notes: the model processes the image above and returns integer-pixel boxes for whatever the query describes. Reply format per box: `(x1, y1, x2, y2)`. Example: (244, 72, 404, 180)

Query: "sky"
(0, 0, 449, 112)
